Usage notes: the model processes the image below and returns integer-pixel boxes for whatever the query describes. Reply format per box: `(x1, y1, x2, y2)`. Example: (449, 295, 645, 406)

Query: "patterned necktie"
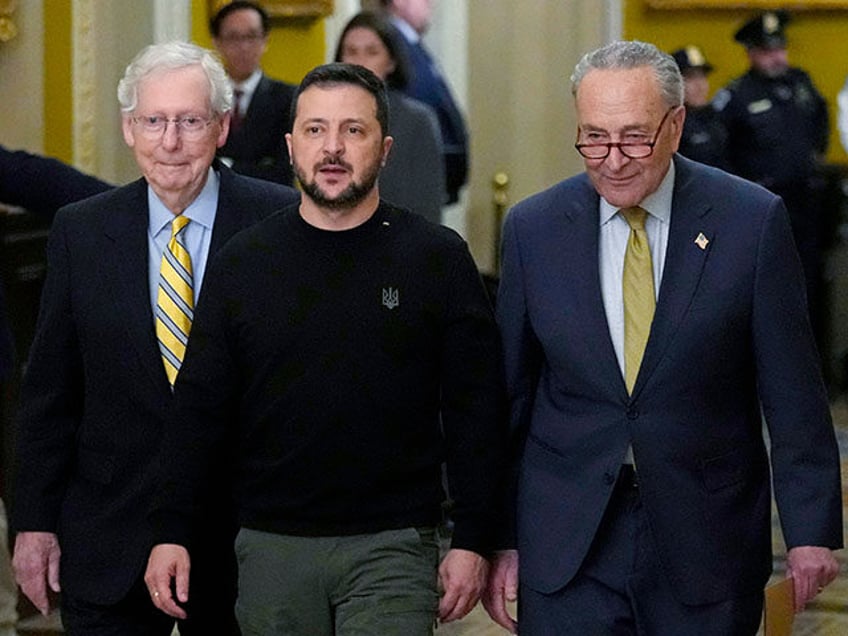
(621, 206, 655, 394)
(156, 215, 194, 388)
(231, 89, 244, 131)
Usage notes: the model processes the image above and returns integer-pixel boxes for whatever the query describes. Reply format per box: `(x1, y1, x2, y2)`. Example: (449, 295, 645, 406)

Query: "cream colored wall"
(0, 1, 45, 153)
(467, 0, 612, 273)
(0, 0, 148, 183)
(73, 0, 154, 184)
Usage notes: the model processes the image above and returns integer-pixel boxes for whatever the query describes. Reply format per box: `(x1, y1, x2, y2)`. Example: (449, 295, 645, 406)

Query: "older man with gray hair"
(11, 41, 297, 635)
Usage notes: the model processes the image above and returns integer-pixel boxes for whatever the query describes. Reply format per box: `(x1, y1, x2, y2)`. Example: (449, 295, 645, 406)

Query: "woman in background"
(335, 11, 446, 225)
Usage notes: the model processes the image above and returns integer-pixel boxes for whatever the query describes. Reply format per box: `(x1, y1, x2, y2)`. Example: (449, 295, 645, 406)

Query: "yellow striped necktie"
(621, 206, 655, 394)
(156, 215, 194, 388)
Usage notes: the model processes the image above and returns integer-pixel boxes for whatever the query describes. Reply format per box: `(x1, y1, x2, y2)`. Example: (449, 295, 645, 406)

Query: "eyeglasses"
(218, 32, 265, 45)
(574, 107, 676, 160)
(131, 115, 216, 141)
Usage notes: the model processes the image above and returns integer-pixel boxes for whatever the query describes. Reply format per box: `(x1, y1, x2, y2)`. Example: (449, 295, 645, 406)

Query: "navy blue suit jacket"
(11, 165, 299, 604)
(497, 155, 842, 605)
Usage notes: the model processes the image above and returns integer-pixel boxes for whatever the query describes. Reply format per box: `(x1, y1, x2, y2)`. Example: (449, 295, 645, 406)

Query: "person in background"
(671, 45, 729, 170)
(10, 41, 298, 635)
(484, 40, 841, 635)
(335, 10, 445, 224)
(714, 10, 829, 349)
(211, 0, 296, 185)
(144, 63, 506, 636)
(0, 147, 112, 636)
(381, 0, 468, 204)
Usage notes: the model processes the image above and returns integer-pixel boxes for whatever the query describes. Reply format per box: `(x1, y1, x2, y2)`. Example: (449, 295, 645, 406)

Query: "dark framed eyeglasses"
(574, 107, 677, 160)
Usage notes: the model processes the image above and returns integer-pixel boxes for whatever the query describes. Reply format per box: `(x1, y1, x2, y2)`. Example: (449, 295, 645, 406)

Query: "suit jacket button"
(604, 471, 616, 485)
(626, 407, 639, 420)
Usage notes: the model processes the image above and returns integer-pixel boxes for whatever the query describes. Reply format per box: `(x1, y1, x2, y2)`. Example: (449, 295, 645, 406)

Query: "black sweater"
(155, 202, 506, 555)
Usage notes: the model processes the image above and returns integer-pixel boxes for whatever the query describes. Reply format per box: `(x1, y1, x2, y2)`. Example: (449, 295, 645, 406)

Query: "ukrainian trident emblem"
(382, 287, 399, 309)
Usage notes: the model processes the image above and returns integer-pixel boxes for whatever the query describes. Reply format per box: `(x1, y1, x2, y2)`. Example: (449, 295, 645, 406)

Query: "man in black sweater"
(145, 63, 506, 635)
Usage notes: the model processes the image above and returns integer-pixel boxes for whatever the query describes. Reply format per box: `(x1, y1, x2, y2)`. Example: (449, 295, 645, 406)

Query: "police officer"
(672, 45, 730, 170)
(714, 10, 828, 347)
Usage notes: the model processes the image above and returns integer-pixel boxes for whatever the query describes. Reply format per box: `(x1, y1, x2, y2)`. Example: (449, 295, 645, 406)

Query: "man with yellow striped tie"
(11, 41, 298, 635)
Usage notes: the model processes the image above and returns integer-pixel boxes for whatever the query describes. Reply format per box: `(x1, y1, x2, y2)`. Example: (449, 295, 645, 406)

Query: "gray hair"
(117, 41, 232, 115)
(571, 40, 683, 108)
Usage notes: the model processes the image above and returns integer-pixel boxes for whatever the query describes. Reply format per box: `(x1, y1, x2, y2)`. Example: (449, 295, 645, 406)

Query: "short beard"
(294, 157, 381, 210)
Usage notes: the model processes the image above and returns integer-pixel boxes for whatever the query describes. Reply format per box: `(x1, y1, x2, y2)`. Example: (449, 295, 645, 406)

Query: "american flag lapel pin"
(694, 232, 709, 250)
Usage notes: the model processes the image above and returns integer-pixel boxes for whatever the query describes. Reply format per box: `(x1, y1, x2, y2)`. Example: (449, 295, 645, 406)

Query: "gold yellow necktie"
(621, 207, 655, 394)
(156, 215, 194, 387)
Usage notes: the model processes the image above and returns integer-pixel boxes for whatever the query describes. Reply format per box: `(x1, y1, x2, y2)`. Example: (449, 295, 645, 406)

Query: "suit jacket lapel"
(634, 157, 715, 395)
(243, 76, 271, 134)
(101, 179, 170, 393)
(209, 165, 242, 257)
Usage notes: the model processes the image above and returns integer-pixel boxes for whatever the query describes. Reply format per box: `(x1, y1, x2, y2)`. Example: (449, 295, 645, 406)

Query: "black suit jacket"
(11, 164, 298, 605)
(219, 74, 295, 186)
(497, 155, 842, 604)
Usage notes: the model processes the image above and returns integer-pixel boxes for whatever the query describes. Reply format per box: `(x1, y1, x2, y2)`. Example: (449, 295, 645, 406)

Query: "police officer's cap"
(734, 10, 790, 49)
(671, 46, 713, 74)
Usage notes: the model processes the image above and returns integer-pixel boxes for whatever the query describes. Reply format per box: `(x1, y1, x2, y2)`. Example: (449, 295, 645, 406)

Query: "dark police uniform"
(713, 10, 829, 343)
(714, 68, 827, 191)
(672, 45, 730, 170)
(678, 106, 730, 171)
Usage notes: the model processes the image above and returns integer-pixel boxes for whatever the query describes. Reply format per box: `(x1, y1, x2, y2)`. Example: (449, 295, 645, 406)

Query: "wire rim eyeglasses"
(131, 115, 217, 140)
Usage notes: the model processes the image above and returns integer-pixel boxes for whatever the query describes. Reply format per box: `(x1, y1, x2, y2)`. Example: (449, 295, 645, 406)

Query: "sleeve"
(752, 197, 843, 549)
(11, 212, 84, 532)
(0, 146, 112, 218)
(712, 85, 743, 176)
(150, 256, 239, 547)
(417, 103, 447, 216)
(439, 240, 508, 556)
(493, 209, 544, 549)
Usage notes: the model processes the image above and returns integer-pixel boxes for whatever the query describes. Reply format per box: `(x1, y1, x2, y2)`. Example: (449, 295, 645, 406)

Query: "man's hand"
(12, 531, 61, 616)
(482, 549, 518, 633)
(437, 548, 488, 623)
(144, 543, 191, 619)
(786, 545, 840, 613)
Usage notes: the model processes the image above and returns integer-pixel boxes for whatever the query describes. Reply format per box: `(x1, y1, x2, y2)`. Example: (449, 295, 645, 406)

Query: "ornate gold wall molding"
(72, 0, 98, 173)
(0, 0, 18, 42)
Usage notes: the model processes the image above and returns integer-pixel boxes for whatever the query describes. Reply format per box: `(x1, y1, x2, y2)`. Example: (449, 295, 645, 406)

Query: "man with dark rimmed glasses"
(484, 39, 841, 635)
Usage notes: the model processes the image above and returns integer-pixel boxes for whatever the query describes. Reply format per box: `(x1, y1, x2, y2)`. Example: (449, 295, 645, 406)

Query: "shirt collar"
(599, 160, 675, 227)
(390, 16, 420, 44)
(232, 69, 263, 94)
(149, 167, 219, 236)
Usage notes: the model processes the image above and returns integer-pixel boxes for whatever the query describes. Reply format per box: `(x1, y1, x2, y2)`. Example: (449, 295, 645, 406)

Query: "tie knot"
(621, 207, 648, 231)
(171, 214, 190, 237)
(233, 88, 244, 100)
